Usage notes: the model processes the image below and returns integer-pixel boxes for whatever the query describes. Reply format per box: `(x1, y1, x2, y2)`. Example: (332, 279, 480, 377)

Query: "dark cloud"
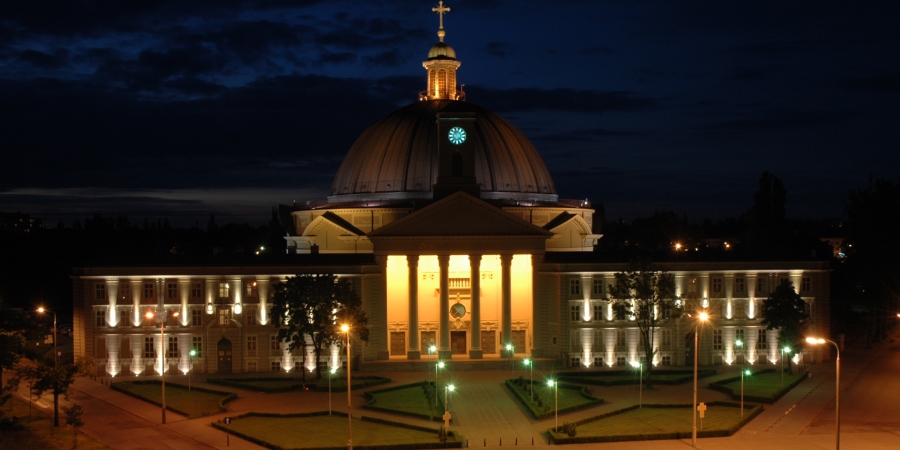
(485, 42, 509, 57)
(470, 86, 655, 114)
(17, 49, 69, 69)
(839, 72, 900, 92)
(705, 110, 848, 132)
(317, 51, 357, 65)
(582, 46, 614, 55)
(729, 66, 772, 82)
(364, 50, 404, 67)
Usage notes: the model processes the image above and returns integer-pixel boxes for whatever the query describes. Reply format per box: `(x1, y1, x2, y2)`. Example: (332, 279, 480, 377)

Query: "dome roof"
(428, 42, 456, 60)
(329, 100, 557, 202)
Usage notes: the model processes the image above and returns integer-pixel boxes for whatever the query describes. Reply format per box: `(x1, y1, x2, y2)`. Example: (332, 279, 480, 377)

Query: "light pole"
(506, 343, 514, 376)
(547, 379, 559, 432)
(188, 349, 197, 391)
(523, 358, 534, 401)
(807, 337, 841, 450)
(427, 344, 436, 385)
(444, 383, 455, 415)
(36, 307, 58, 366)
(435, 361, 445, 411)
(146, 310, 177, 425)
(329, 367, 336, 415)
(741, 368, 750, 418)
(692, 311, 709, 447)
(630, 360, 643, 408)
(781, 346, 792, 386)
(341, 324, 352, 450)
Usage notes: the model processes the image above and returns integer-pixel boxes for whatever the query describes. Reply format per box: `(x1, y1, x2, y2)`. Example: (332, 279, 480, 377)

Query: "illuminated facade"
(71, 4, 830, 375)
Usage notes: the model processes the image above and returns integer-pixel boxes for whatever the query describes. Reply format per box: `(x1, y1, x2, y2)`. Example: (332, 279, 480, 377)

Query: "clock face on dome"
(448, 126, 466, 145)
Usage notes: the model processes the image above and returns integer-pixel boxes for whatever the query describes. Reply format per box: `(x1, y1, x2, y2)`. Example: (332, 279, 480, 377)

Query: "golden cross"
(432, 1, 450, 29)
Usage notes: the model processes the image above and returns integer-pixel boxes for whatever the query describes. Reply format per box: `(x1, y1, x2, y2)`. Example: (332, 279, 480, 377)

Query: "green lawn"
(0, 396, 114, 450)
(550, 403, 760, 442)
(506, 379, 603, 419)
(113, 381, 234, 418)
(560, 369, 717, 386)
(364, 382, 442, 419)
(716, 370, 806, 401)
(207, 375, 389, 392)
(223, 414, 457, 449)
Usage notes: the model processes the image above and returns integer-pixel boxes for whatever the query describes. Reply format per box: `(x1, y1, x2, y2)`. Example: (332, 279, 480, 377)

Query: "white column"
(156, 278, 165, 310)
(205, 278, 217, 315)
(723, 327, 735, 364)
(304, 334, 316, 373)
(131, 279, 142, 326)
(130, 334, 144, 375)
(627, 327, 640, 363)
(177, 333, 191, 373)
(154, 333, 164, 375)
(580, 328, 592, 367)
(652, 327, 662, 365)
(106, 278, 120, 327)
(469, 254, 483, 358)
(746, 326, 759, 364)
(500, 253, 513, 356)
(747, 274, 758, 319)
(408, 255, 420, 359)
(604, 329, 616, 366)
(280, 340, 294, 372)
(329, 342, 340, 369)
(724, 273, 734, 319)
(438, 254, 451, 358)
(581, 274, 592, 321)
(768, 328, 780, 363)
(258, 278, 271, 325)
(231, 277, 243, 315)
(105, 334, 121, 376)
(179, 278, 191, 326)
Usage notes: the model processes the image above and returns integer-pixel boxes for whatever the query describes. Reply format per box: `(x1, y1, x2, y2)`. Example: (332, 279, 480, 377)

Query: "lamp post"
(806, 337, 840, 450)
(692, 311, 709, 447)
(523, 358, 534, 401)
(741, 368, 750, 418)
(435, 361, 445, 411)
(146, 310, 177, 425)
(341, 324, 352, 450)
(36, 307, 58, 366)
(781, 346, 792, 386)
(427, 344, 436, 385)
(547, 379, 559, 432)
(188, 349, 197, 391)
(630, 361, 643, 408)
(506, 343, 514, 375)
(329, 367, 336, 415)
(444, 383, 455, 415)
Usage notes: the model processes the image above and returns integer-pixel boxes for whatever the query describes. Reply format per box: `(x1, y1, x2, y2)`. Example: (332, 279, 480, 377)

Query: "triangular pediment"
(368, 191, 552, 238)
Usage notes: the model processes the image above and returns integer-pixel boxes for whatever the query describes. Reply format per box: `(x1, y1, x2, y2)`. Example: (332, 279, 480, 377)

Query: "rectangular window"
(570, 279, 581, 295)
(119, 282, 130, 301)
(570, 357, 581, 366)
(247, 361, 258, 372)
(218, 282, 230, 299)
(593, 357, 603, 367)
(95, 310, 105, 327)
(95, 283, 106, 300)
(218, 308, 230, 325)
(271, 335, 281, 351)
(616, 356, 626, 366)
(735, 329, 745, 345)
(192, 336, 202, 357)
(167, 282, 178, 299)
(167, 336, 178, 358)
(662, 355, 672, 366)
(758, 329, 767, 350)
(616, 330, 626, 349)
(712, 277, 723, 294)
(801, 276, 811, 292)
(246, 282, 259, 298)
(592, 303, 604, 321)
(191, 309, 202, 326)
(757, 278, 766, 294)
(144, 337, 155, 358)
(247, 336, 257, 356)
(143, 282, 154, 300)
(246, 308, 258, 326)
(592, 278, 603, 295)
(613, 302, 628, 320)
(569, 305, 581, 321)
(191, 282, 202, 299)
(661, 329, 672, 347)
(271, 361, 281, 372)
(713, 329, 722, 350)
(735, 278, 745, 293)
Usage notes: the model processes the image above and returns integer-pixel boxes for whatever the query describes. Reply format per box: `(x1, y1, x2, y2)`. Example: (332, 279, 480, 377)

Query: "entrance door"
(450, 331, 466, 355)
(511, 330, 527, 353)
(421, 331, 436, 352)
(482, 330, 496, 354)
(390, 332, 406, 356)
(217, 338, 232, 373)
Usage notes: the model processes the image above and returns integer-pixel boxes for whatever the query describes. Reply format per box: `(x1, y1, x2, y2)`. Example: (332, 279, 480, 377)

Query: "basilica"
(72, 4, 830, 377)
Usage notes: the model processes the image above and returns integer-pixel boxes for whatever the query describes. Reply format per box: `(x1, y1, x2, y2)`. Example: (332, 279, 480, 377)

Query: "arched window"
(438, 69, 447, 98)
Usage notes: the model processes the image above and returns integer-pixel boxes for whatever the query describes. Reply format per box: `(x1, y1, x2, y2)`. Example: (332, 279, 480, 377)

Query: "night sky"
(2, 1, 898, 227)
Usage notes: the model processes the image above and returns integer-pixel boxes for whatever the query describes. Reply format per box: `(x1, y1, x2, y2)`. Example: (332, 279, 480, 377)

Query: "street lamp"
(523, 358, 534, 401)
(146, 310, 178, 425)
(630, 360, 643, 408)
(806, 337, 841, 450)
(547, 379, 559, 432)
(341, 324, 352, 450)
(36, 307, 58, 366)
(741, 368, 750, 418)
(692, 311, 709, 447)
(435, 361, 445, 412)
(506, 343, 514, 375)
(781, 346, 792, 386)
(444, 383, 455, 415)
(329, 367, 336, 416)
(188, 349, 197, 391)
(427, 344, 436, 385)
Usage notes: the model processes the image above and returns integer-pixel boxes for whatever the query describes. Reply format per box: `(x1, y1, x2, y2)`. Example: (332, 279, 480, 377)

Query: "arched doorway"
(217, 337, 233, 373)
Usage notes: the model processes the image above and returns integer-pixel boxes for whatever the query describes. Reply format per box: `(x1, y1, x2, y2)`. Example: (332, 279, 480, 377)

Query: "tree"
(64, 404, 85, 449)
(270, 274, 369, 380)
(760, 279, 809, 374)
(19, 361, 82, 427)
(0, 308, 33, 392)
(611, 259, 681, 387)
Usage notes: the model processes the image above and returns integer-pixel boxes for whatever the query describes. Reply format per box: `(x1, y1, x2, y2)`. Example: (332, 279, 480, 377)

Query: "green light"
(744, 369, 751, 376)
(523, 358, 531, 366)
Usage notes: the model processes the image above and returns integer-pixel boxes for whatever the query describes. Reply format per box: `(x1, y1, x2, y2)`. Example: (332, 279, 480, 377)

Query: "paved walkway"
(7, 329, 900, 449)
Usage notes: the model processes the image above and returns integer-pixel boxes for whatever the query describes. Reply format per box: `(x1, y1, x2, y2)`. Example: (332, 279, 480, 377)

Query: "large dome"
(329, 100, 558, 202)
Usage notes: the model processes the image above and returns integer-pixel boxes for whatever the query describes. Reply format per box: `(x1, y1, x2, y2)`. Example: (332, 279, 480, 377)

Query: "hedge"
(110, 380, 237, 417)
(558, 369, 718, 386)
(707, 368, 808, 403)
(504, 378, 603, 420)
(206, 376, 390, 393)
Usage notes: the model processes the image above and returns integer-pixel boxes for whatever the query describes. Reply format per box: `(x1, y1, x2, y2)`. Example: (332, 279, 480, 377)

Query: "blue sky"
(1, 1, 898, 226)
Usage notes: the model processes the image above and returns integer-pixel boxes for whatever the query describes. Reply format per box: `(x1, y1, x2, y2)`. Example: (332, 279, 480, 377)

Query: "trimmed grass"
(506, 379, 603, 419)
(207, 375, 390, 393)
(549, 402, 763, 444)
(560, 369, 718, 386)
(219, 413, 460, 449)
(713, 369, 807, 402)
(0, 396, 114, 450)
(112, 381, 235, 418)
(364, 382, 443, 420)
